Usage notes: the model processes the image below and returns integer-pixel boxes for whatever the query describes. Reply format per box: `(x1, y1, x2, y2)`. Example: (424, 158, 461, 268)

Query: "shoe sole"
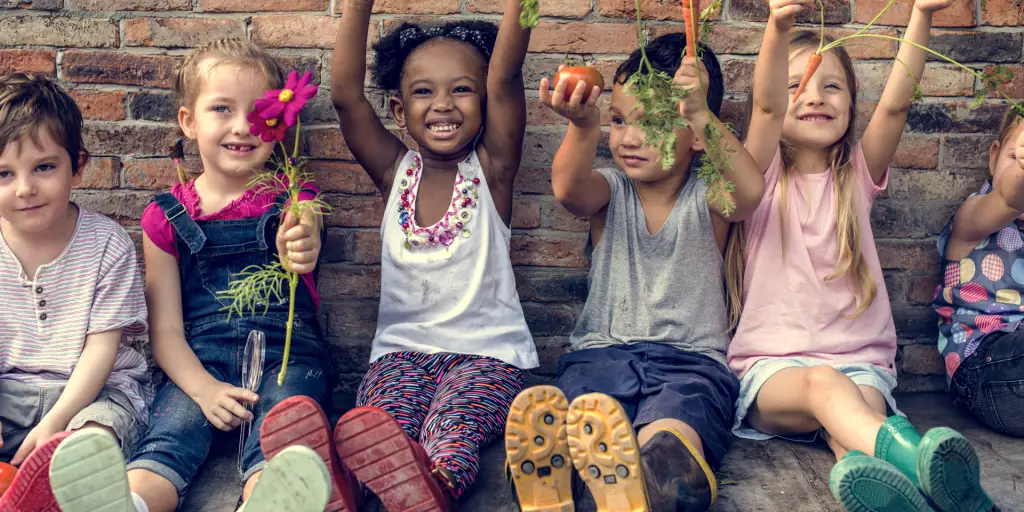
(334, 407, 449, 512)
(0, 431, 70, 512)
(566, 393, 649, 512)
(918, 428, 994, 512)
(505, 386, 573, 512)
(830, 455, 935, 512)
(238, 445, 332, 512)
(49, 429, 132, 512)
(260, 396, 357, 512)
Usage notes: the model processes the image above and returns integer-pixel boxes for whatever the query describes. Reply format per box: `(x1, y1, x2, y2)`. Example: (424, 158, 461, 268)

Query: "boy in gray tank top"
(505, 33, 766, 512)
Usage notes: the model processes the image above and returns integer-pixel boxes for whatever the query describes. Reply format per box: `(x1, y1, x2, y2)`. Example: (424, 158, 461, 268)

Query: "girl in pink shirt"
(728, 1, 994, 512)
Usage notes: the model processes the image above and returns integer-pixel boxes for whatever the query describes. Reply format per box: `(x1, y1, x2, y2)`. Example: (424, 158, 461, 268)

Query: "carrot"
(682, 0, 697, 58)
(792, 52, 822, 103)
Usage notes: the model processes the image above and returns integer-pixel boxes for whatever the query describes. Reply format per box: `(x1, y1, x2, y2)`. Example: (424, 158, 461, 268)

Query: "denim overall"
(127, 191, 332, 497)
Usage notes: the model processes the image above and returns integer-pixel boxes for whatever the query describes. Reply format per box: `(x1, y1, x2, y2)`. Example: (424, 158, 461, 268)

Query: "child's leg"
(950, 331, 1024, 437)
(419, 355, 524, 498)
(355, 352, 436, 440)
(822, 386, 888, 460)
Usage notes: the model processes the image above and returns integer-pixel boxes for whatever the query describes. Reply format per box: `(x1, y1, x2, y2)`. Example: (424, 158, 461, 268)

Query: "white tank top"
(371, 150, 539, 369)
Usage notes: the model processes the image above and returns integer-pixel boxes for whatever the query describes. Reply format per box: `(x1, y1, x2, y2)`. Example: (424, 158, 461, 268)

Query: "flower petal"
(295, 84, 318, 103)
(283, 107, 298, 128)
(260, 130, 274, 143)
(250, 124, 262, 137)
(260, 101, 285, 120)
(297, 72, 312, 90)
(284, 71, 298, 91)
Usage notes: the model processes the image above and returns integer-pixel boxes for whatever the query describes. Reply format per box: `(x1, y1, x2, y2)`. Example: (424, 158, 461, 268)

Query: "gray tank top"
(569, 168, 730, 366)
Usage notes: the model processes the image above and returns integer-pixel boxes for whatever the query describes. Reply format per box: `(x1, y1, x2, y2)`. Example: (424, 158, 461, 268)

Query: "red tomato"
(0, 462, 17, 496)
(554, 66, 605, 103)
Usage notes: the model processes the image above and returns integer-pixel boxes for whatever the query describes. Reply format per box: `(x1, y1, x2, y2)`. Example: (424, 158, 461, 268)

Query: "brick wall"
(2, 0, 1022, 393)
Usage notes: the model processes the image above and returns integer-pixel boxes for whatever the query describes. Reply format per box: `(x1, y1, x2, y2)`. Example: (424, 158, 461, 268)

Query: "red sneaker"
(334, 407, 453, 512)
(259, 396, 359, 512)
(0, 431, 71, 512)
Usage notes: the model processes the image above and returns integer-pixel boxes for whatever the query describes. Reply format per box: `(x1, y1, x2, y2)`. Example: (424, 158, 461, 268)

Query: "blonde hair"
(726, 30, 875, 330)
(171, 38, 285, 183)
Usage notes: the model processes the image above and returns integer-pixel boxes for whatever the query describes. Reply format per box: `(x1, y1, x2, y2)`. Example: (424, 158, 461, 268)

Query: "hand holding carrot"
(540, 64, 602, 129)
(914, 0, 955, 13)
(769, 0, 816, 31)
(674, 56, 710, 123)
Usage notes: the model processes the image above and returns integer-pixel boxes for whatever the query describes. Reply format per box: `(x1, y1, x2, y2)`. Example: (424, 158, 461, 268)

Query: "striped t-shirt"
(0, 206, 151, 422)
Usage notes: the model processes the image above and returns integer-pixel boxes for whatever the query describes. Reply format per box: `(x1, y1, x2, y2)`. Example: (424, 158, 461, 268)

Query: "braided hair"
(371, 20, 499, 92)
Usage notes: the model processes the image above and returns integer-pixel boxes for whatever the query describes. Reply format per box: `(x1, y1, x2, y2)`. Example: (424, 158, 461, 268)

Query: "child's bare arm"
(541, 73, 611, 218)
(861, 0, 953, 183)
(144, 235, 256, 431)
(332, 0, 407, 196)
(948, 131, 1024, 259)
(479, 0, 531, 185)
(746, 0, 814, 171)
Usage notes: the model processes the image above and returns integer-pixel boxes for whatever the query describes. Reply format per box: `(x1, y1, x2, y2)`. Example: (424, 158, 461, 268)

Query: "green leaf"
(520, 0, 540, 29)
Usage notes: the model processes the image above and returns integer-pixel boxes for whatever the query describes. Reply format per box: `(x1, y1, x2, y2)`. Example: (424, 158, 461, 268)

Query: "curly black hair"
(615, 32, 724, 117)
(371, 20, 499, 92)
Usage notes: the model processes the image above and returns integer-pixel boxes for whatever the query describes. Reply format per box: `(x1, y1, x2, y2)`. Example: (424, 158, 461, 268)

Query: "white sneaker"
(49, 427, 133, 512)
(237, 445, 332, 512)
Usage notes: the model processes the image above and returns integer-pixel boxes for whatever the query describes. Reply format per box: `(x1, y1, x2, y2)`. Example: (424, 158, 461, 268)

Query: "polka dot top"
(934, 180, 1024, 382)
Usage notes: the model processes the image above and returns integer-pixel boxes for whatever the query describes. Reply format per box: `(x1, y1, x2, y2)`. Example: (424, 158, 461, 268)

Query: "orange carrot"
(682, 1, 697, 58)
(792, 52, 823, 103)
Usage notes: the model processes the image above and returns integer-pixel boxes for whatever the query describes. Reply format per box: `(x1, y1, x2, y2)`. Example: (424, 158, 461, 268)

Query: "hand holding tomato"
(539, 65, 603, 129)
(0, 462, 16, 496)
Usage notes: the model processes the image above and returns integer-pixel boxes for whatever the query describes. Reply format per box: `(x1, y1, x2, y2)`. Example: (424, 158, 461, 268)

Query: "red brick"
(64, 52, 179, 88)
(342, 230, 381, 265)
(730, 0, 848, 23)
(514, 166, 553, 195)
(76, 0, 189, 9)
(854, 0, 976, 27)
(252, 15, 344, 49)
(76, 157, 120, 189)
(599, 0, 689, 21)
(69, 90, 126, 121)
(982, 0, 1024, 26)
(529, 22, 639, 54)
(512, 199, 542, 229)
(7, 0, 62, 9)
(84, 123, 180, 157)
(526, 96, 611, 126)
(722, 58, 755, 95)
(318, 265, 381, 300)
(984, 65, 1024, 100)
(853, 62, 973, 99)
(901, 344, 944, 374)
(71, 190, 153, 221)
(0, 50, 55, 77)
(511, 233, 589, 268)
(892, 134, 939, 169)
(124, 18, 246, 48)
(306, 127, 411, 160)
(123, 157, 199, 189)
(324, 195, 385, 228)
(543, 199, 589, 232)
(908, 274, 941, 304)
(0, 16, 116, 48)
(877, 239, 940, 272)
(467, 0, 590, 18)
(305, 161, 378, 195)
(372, 0, 460, 14)
(199, 0, 328, 12)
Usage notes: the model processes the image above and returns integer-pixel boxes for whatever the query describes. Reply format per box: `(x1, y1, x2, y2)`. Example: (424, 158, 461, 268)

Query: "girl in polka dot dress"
(934, 107, 1024, 440)
(727, 1, 996, 511)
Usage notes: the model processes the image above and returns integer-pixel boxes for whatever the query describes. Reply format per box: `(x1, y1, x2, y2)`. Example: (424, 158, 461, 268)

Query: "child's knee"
(804, 365, 852, 401)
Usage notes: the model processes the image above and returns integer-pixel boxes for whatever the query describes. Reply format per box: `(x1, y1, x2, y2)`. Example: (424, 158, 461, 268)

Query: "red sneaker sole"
(334, 407, 450, 512)
(0, 431, 71, 512)
(260, 396, 357, 512)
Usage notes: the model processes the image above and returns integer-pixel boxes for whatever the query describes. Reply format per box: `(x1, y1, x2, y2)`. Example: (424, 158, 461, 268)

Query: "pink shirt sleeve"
(852, 142, 888, 201)
(140, 201, 179, 259)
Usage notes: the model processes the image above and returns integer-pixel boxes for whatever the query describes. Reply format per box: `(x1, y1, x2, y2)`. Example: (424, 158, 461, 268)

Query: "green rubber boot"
(917, 427, 996, 512)
(829, 450, 934, 512)
(874, 416, 924, 486)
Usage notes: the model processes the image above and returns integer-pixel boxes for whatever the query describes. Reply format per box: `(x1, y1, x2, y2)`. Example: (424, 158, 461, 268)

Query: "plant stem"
(279, 272, 298, 385)
(635, 0, 653, 74)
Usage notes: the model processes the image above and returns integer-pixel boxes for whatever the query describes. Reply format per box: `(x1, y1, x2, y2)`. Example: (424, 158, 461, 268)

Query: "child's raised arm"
(478, 0, 531, 186)
(947, 128, 1024, 258)
(860, 0, 953, 182)
(676, 57, 765, 221)
(746, 0, 814, 171)
(332, 0, 407, 196)
(542, 70, 610, 218)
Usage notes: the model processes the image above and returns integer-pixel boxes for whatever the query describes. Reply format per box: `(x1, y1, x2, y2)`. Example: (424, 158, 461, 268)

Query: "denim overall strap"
(153, 192, 207, 255)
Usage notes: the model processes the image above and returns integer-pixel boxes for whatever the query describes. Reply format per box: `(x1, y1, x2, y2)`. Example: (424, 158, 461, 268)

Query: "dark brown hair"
(0, 73, 86, 174)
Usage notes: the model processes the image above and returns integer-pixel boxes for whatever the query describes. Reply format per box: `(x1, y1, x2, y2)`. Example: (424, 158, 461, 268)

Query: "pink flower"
(253, 71, 318, 129)
(247, 110, 287, 142)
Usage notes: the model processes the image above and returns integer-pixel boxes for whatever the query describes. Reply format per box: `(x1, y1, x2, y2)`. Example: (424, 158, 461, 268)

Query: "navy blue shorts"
(556, 343, 740, 470)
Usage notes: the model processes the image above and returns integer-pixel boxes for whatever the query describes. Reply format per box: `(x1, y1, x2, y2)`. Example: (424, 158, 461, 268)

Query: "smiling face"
(782, 47, 854, 152)
(0, 127, 83, 238)
(179, 61, 275, 180)
(391, 39, 487, 158)
(990, 118, 1024, 187)
(608, 82, 697, 182)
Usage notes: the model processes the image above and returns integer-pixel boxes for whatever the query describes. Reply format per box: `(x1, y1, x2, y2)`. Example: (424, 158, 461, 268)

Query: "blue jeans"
(950, 330, 1024, 438)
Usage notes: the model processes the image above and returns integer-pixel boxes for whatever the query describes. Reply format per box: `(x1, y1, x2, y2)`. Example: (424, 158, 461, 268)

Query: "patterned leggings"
(356, 351, 524, 498)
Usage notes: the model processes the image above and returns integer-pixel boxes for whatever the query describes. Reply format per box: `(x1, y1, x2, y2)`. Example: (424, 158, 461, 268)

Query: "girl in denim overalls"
(45, 39, 343, 512)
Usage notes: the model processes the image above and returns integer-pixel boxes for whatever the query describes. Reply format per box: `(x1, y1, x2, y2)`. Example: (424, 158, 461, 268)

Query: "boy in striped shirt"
(0, 73, 149, 510)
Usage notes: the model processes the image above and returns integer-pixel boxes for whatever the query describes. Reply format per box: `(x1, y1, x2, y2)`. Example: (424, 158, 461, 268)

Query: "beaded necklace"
(396, 153, 480, 251)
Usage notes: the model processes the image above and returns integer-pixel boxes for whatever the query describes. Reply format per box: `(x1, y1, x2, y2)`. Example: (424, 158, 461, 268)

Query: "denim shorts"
(0, 379, 139, 462)
(556, 343, 739, 470)
(732, 357, 902, 441)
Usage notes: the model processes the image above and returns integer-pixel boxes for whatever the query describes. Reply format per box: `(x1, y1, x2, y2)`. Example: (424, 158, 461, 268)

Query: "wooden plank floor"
(182, 392, 1024, 511)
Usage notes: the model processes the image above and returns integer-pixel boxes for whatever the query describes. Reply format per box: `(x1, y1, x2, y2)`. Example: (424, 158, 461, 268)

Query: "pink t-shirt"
(728, 144, 898, 378)
(140, 179, 320, 308)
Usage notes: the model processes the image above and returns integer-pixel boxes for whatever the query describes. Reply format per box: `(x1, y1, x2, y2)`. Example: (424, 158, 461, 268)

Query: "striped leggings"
(355, 351, 524, 498)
